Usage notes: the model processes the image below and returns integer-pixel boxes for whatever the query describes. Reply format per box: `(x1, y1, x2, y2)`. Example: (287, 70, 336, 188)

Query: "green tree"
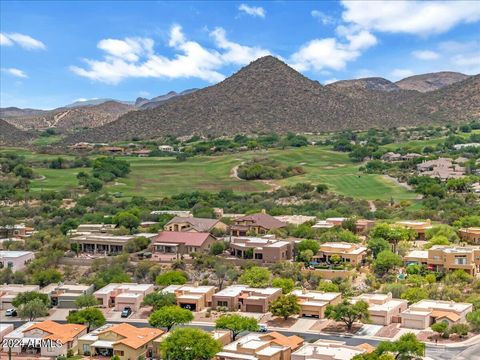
(449, 323, 469, 338)
(370, 224, 415, 253)
(296, 239, 320, 256)
(426, 225, 459, 243)
(431, 321, 449, 338)
(272, 278, 295, 294)
(467, 309, 480, 331)
(12, 291, 49, 308)
(18, 298, 49, 320)
(67, 307, 106, 332)
(112, 211, 140, 230)
(160, 327, 222, 360)
(270, 294, 300, 320)
(376, 332, 425, 360)
(142, 292, 177, 311)
(317, 280, 340, 292)
(325, 300, 370, 331)
(372, 250, 402, 277)
(238, 266, 271, 288)
(214, 263, 238, 291)
(215, 314, 259, 341)
(367, 238, 391, 258)
(424, 235, 450, 249)
(210, 241, 226, 255)
(156, 271, 188, 286)
(31, 269, 63, 287)
(149, 305, 194, 332)
(298, 249, 314, 263)
(75, 294, 98, 308)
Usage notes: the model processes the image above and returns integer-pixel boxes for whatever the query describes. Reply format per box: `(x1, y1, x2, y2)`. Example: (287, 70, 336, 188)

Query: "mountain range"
(0, 56, 478, 146)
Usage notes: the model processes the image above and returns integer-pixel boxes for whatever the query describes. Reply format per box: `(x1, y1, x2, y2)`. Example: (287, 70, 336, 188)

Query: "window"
(7, 262, 13, 268)
(82, 344, 90, 354)
(217, 301, 228, 307)
(455, 257, 467, 265)
(254, 253, 263, 260)
(114, 350, 124, 356)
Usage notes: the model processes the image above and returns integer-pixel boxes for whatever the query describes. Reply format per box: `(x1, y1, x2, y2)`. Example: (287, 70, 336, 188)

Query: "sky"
(1, 1, 479, 109)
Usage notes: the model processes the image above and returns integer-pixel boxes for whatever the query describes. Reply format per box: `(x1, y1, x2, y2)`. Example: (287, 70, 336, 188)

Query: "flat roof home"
(404, 245, 480, 276)
(152, 231, 218, 259)
(161, 284, 216, 311)
(216, 332, 304, 360)
(212, 285, 282, 313)
(351, 293, 407, 325)
(69, 223, 117, 235)
(164, 216, 228, 233)
(0, 284, 40, 310)
(2, 320, 87, 358)
(231, 211, 287, 236)
(230, 236, 293, 262)
(94, 283, 154, 311)
(158, 145, 174, 152)
(70, 233, 156, 255)
(291, 339, 368, 360)
(313, 242, 367, 266)
(401, 299, 473, 330)
(290, 289, 342, 318)
(0, 250, 34, 272)
(274, 215, 316, 225)
(0, 224, 34, 238)
(77, 323, 164, 359)
(40, 283, 95, 308)
(151, 210, 192, 217)
(459, 228, 480, 245)
(396, 220, 433, 240)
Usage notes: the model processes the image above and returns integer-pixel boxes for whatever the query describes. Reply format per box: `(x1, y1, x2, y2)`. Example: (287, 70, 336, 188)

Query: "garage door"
(245, 305, 263, 313)
(403, 319, 424, 329)
(370, 315, 386, 325)
(180, 303, 196, 311)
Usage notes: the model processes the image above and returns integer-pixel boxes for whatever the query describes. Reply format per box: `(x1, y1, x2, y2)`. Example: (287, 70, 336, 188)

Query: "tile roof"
(98, 323, 164, 349)
(260, 332, 304, 350)
(431, 310, 460, 322)
(166, 217, 219, 232)
(234, 213, 287, 230)
(153, 231, 214, 246)
(24, 320, 86, 344)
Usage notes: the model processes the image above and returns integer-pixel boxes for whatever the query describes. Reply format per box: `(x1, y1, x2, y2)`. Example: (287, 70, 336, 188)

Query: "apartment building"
(212, 285, 282, 313)
(40, 283, 95, 308)
(396, 220, 432, 240)
(401, 300, 473, 329)
(77, 323, 164, 359)
(290, 290, 342, 318)
(94, 283, 154, 311)
(404, 245, 480, 276)
(313, 242, 367, 266)
(0, 284, 40, 310)
(459, 227, 480, 245)
(0, 250, 34, 272)
(2, 320, 87, 357)
(351, 293, 407, 325)
(216, 332, 304, 360)
(230, 236, 293, 262)
(291, 339, 368, 360)
(161, 284, 216, 311)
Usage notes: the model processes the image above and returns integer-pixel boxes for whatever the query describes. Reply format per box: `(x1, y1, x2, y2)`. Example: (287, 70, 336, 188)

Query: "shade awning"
(91, 340, 114, 348)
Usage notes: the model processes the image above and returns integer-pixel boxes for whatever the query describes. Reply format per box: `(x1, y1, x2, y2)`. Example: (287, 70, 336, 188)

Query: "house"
(216, 332, 304, 360)
(404, 245, 480, 276)
(351, 293, 407, 325)
(402, 153, 422, 161)
(100, 146, 124, 153)
(417, 158, 465, 180)
(212, 285, 282, 313)
(459, 228, 480, 244)
(164, 216, 228, 233)
(274, 215, 317, 225)
(0, 284, 40, 310)
(40, 283, 95, 308)
(396, 220, 433, 240)
(231, 212, 287, 236)
(70, 233, 156, 254)
(0, 323, 14, 341)
(151, 210, 192, 217)
(381, 152, 402, 162)
(230, 236, 293, 262)
(2, 320, 87, 357)
(0, 251, 34, 271)
(355, 219, 376, 234)
(291, 339, 368, 360)
(401, 300, 473, 329)
(158, 145, 174, 152)
(94, 283, 154, 311)
(290, 290, 342, 318)
(161, 284, 216, 311)
(69, 142, 94, 150)
(453, 143, 480, 150)
(0, 224, 33, 238)
(131, 149, 151, 157)
(312, 220, 335, 230)
(77, 323, 164, 359)
(313, 242, 367, 266)
(152, 231, 218, 258)
(70, 223, 117, 235)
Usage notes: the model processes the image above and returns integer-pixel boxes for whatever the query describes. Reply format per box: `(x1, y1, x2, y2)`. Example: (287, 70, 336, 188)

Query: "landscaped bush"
(237, 157, 305, 180)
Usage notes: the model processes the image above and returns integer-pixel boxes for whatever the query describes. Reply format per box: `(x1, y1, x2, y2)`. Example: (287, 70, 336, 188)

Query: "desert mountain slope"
(0, 119, 35, 146)
(396, 71, 469, 92)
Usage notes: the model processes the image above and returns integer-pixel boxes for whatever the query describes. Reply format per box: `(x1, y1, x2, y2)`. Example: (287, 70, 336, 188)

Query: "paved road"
(3, 319, 475, 360)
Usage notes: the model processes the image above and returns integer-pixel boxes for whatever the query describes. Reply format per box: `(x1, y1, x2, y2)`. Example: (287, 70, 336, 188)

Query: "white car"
(5, 308, 17, 317)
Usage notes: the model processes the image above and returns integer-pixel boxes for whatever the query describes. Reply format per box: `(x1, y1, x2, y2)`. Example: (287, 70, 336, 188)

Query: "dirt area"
(322, 322, 363, 334)
(417, 330, 477, 344)
(309, 319, 333, 332)
(266, 317, 297, 329)
(375, 323, 401, 338)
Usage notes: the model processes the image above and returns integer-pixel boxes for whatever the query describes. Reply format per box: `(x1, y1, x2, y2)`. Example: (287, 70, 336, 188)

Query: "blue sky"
(1, 1, 479, 109)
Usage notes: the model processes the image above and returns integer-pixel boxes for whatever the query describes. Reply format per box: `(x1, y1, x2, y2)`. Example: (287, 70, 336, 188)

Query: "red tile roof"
(153, 231, 214, 246)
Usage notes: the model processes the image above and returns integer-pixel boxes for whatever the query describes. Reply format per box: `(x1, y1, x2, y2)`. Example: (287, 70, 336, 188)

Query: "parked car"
(121, 307, 132, 318)
(5, 308, 17, 317)
(258, 324, 268, 332)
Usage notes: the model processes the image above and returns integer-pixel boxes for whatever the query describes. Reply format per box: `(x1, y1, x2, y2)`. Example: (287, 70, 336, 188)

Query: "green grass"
(380, 137, 446, 152)
(32, 135, 63, 146)
(3, 146, 417, 201)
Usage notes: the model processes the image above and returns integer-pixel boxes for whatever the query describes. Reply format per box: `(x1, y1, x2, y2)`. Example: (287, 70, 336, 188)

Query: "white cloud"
(412, 50, 440, 60)
(2, 68, 28, 78)
(238, 4, 265, 18)
(0, 32, 46, 50)
(311, 10, 335, 25)
(341, 1, 480, 36)
(451, 53, 480, 74)
(290, 30, 377, 72)
(74, 98, 89, 102)
(390, 68, 415, 80)
(70, 25, 271, 84)
(323, 78, 338, 85)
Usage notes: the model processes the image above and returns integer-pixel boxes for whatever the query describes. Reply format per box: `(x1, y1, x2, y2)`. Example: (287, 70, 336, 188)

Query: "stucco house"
(164, 216, 228, 233)
(212, 285, 282, 313)
(231, 212, 287, 236)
